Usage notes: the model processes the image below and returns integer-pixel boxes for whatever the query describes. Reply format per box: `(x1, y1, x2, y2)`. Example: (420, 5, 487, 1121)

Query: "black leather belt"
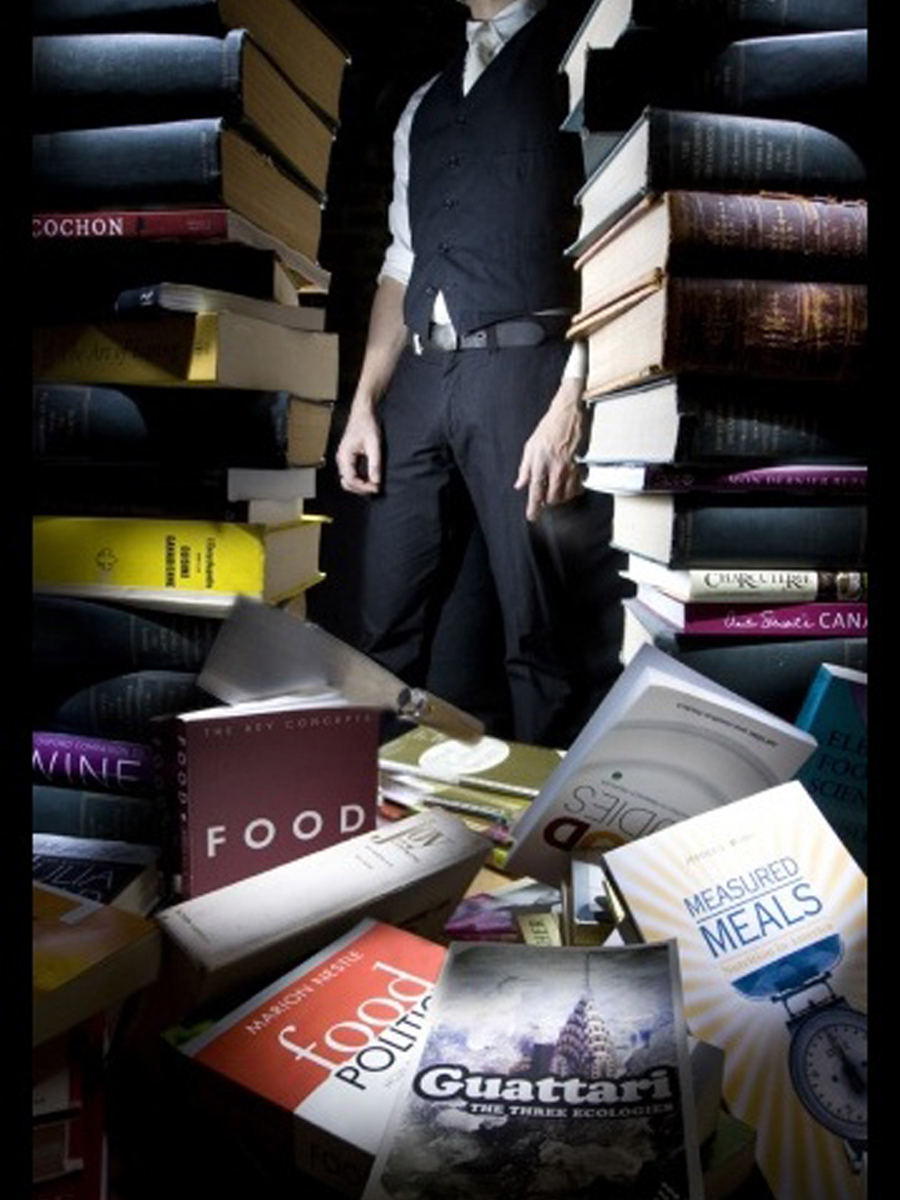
(412, 315, 569, 353)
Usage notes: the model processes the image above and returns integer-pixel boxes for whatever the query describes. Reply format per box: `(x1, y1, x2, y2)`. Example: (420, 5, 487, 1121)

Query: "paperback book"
(505, 643, 817, 885)
(602, 780, 867, 1200)
(175, 919, 446, 1198)
(362, 939, 703, 1200)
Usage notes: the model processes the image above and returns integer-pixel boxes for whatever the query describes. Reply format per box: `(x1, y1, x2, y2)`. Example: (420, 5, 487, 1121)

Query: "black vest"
(404, 7, 583, 338)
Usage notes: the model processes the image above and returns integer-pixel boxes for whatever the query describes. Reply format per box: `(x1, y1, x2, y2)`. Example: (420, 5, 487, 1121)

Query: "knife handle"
(399, 688, 485, 743)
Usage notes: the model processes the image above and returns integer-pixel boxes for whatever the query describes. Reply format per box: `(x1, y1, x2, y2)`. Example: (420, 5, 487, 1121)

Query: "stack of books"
(31, 0, 351, 617)
(375, 724, 564, 871)
(558, 0, 869, 719)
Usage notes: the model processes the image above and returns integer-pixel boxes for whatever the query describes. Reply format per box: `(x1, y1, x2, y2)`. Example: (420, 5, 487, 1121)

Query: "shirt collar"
(465, 0, 545, 49)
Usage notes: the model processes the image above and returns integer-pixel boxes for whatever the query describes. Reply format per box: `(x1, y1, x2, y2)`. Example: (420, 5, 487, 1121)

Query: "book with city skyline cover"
(32, 308, 338, 397)
(32, 0, 351, 126)
(32, 28, 336, 201)
(34, 384, 334, 469)
(504, 642, 816, 886)
(569, 106, 866, 257)
(32, 119, 325, 267)
(601, 780, 867, 1200)
(361, 938, 703, 1200)
(33, 514, 326, 615)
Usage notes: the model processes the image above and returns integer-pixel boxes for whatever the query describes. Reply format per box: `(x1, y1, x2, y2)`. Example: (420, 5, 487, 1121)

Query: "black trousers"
(356, 340, 625, 747)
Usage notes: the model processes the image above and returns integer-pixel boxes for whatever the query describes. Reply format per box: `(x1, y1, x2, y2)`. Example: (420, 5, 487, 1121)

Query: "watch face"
(788, 1004, 867, 1142)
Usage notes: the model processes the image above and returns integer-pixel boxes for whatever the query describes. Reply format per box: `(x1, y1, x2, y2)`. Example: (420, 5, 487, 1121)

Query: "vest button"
(443, 198, 456, 209)
(438, 243, 451, 254)
(447, 154, 460, 167)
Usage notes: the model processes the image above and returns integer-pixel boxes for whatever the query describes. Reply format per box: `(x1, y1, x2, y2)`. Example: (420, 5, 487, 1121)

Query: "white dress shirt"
(378, 0, 586, 379)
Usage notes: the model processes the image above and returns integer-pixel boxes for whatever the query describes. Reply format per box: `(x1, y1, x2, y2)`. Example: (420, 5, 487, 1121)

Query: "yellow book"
(32, 310, 339, 399)
(33, 514, 326, 616)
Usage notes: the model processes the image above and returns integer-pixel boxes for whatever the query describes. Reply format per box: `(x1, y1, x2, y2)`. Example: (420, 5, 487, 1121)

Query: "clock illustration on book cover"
(776, 973, 867, 1172)
(734, 934, 867, 1172)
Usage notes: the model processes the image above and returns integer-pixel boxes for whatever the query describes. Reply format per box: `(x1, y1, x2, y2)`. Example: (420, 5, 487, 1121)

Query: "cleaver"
(197, 597, 485, 742)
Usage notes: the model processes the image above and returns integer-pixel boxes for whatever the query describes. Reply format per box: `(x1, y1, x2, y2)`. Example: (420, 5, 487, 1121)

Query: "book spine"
(33, 385, 294, 469)
(32, 117, 225, 209)
(666, 191, 867, 281)
(678, 400, 864, 461)
(664, 601, 868, 637)
(642, 569, 868, 602)
(668, 500, 867, 568)
(48, 670, 212, 741)
(33, 731, 156, 794)
(32, 30, 244, 131)
(631, 0, 868, 33)
(665, 278, 867, 383)
(649, 107, 867, 195)
(602, 464, 867, 492)
(32, 208, 234, 241)
(32, 783, 164, 844)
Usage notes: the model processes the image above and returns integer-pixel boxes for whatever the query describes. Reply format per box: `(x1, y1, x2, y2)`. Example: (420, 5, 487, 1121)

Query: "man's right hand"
(335, 404, 383, 494)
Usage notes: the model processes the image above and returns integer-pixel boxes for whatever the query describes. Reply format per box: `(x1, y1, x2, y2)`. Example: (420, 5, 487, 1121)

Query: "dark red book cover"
(162, 699, 381, 899)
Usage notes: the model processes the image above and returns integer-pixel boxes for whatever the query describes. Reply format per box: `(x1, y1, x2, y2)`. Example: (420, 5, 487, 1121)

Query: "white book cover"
(602, 781, 868, 1200)
(506, 644, 817, 885)
(363, 939, 704, 1200)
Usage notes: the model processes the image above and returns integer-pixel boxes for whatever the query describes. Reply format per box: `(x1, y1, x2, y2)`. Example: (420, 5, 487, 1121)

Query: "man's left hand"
(514, 377, 585, 522)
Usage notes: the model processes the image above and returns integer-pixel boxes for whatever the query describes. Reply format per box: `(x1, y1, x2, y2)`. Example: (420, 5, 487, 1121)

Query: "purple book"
(33, 730, 156, 794)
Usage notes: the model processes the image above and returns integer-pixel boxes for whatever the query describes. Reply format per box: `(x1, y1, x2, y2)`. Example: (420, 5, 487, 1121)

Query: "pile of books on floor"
(559, 0, 869, 721)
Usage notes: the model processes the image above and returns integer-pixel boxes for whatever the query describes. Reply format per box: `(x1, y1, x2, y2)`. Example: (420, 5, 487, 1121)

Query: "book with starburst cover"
(362, 939, 703, 1200)
(602, 780, 867, 1200)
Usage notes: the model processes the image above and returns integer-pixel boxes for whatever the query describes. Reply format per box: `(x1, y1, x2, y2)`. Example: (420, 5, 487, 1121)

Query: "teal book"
(794, 663, 867, 870)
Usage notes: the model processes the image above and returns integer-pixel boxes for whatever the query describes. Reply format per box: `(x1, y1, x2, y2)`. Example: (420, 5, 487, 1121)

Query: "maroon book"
(156, 697, 381, 899)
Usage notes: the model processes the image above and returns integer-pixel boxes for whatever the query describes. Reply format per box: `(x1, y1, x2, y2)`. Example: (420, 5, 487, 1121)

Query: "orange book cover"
(178, 918, 446, 1195)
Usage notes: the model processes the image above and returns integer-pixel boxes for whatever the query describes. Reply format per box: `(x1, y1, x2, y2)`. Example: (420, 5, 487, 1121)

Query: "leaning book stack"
(31, 0, 352, 619)
(558, 0, 869, 720)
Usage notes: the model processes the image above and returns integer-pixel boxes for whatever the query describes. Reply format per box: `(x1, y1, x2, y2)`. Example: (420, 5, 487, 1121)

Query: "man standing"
(335, 0, 623, 746)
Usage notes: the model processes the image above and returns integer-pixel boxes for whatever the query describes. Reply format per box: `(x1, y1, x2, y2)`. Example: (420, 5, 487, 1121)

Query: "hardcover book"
(32, 832, 162, 915)
(33, 384, 334, 469)
(32, 514, 326, 616)
(602, 780, 868, 1200)
(620, 558, 867, 605)
(575, 276, 867, 398)
(362, 939, 704, 1200)
(157, 695, 380, 899)
(175, 919, 446, 1197)
(610, 493, 867, 568)
(378, 725, 565, 799)
(32, 29, 336, 200)
(32, 0, 351, 125)
(574, 191, 867, 319)
(794, 663, 867, 870)
(579, 373, 864, 465)
(155, 808, 489, 1011)
(570, 106, 866, 255)
(583, 462, 867, 495)
(629, 584, 868, 639)
(32, 309, 339, 396)
(33, 881, 162, 1047)
(505, 643, 816, 886)
(32, 119, 325, 265)
(33, 782, 164, 846)
(33, 730, 156, 795)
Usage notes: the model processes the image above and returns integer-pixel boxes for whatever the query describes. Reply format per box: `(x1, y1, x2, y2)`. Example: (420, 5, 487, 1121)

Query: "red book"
(157, 696, 381, 900)
(633, 583, 868, 638)
(32, 206, 331, 293)
(176, 918, 446, 1197)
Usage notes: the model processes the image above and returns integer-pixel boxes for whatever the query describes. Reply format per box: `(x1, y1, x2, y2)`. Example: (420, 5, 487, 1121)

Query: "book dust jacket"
(363, 940, 703, 1200)
(603, 782, 868, 1200)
